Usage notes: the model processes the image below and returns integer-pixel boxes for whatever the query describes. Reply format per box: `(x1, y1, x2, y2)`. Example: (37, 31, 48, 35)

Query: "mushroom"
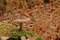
(13, 18, 31, 31)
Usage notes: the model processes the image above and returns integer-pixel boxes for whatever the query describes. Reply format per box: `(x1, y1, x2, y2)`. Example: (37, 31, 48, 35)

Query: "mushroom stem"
(19, 22, 23, 31)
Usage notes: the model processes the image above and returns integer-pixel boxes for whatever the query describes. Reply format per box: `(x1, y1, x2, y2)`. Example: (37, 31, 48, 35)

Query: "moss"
(36, 37, 44, 40)
(21, 30, 36, 37)
(10, 30, 44, 40)
(10, 30, 36, 40)
(0, 22, 18, 37)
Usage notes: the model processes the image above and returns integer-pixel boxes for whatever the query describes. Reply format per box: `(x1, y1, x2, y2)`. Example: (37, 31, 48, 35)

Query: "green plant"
(10, 30, 44, 40)
(36, 37, 44, 40)
(0, 22, 18, 37)
(21, 30, 36, 37)
(9, 30, 36, 40)
(9, 31, 24, 40)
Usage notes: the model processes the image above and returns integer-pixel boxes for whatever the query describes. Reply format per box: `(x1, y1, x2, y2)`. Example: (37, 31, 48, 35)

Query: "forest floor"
(0, 0, 60, 40)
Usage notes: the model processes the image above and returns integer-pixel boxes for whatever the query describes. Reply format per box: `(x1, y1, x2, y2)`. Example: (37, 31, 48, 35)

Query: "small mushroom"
(13, 18, 31, 31)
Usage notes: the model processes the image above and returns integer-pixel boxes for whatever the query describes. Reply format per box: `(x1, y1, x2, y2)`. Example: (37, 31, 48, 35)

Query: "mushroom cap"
(14, 18, 31, 22)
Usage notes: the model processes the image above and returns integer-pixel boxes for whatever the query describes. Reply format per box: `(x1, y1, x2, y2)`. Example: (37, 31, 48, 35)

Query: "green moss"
(10, 30, 36, 40)
(21, 30, 36, 37)
(36, 37, 44, 40)
(0, 22, 18, 37)
(10, 30, 44, 40)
